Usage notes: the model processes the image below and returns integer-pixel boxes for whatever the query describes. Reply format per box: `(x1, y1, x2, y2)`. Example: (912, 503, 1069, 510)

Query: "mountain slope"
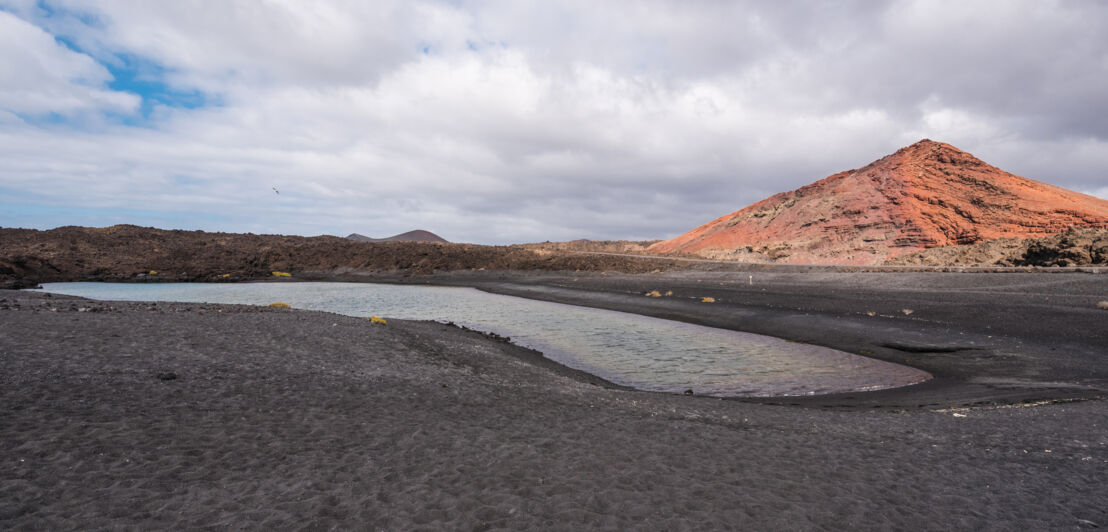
(649, 140, 1108, 265)
(346, 230, 448, 243)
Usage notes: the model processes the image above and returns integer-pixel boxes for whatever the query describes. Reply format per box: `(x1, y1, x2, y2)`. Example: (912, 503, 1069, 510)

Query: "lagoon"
(37, 282, 930, 397)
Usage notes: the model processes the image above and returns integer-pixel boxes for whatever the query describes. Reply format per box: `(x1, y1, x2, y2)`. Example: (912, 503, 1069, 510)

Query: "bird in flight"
(273, 186, 280, 195)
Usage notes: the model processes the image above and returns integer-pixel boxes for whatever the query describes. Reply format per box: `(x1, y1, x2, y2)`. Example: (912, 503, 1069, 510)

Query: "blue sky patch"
(104, 54, 210, 120)
(33, 0, 102, 27)
(37, 12, 213, 127)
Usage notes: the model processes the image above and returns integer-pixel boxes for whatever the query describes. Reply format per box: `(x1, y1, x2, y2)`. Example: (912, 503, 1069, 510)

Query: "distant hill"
(0, 225, 681, 285)
(518, 239, 660, 254)
(649, 139, 1108, 265)
(346, 230, 448, 243)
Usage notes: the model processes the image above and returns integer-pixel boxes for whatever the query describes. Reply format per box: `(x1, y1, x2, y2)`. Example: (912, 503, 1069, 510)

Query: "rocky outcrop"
(888, 228, 1108, 267)
(0, 225, 681, 283)
(649, 140, 1108, 265)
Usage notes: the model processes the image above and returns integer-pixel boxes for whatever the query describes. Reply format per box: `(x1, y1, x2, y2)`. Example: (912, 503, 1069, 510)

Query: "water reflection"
(38, 282, 930, 397)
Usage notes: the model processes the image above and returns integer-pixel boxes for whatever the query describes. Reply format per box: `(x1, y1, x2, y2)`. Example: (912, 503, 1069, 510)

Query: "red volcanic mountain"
(649, 140, 1108, 265)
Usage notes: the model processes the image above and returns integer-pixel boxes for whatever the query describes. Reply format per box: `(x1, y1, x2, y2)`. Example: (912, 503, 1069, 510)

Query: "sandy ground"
(355, 269, 1108, 409)
(3, 274, 1108, 530)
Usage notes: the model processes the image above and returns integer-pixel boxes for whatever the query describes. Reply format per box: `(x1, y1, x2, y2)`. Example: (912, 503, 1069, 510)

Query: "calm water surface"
(38, 282, 930, 397)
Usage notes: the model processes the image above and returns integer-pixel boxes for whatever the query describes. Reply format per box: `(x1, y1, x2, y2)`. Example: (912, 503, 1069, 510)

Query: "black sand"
(3, 272, 1107, 529)
(355, 269, 1108, 408)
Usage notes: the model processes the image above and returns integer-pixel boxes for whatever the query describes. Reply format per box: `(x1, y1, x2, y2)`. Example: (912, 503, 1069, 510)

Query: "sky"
(1, 1, 1106, 244)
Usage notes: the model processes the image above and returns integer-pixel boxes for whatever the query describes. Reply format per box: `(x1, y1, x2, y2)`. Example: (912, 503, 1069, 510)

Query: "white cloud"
(43, 0, 456, 92)
(0, 10, 137, 115)
(0, 1, 1106, 242)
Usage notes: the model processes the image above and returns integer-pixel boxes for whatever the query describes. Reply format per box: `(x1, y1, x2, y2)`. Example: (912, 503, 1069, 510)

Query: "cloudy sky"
(1, 1, 1106, 243)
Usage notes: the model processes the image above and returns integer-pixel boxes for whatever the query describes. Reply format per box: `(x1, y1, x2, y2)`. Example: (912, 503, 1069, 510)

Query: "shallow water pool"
(37, 282, 930, 397)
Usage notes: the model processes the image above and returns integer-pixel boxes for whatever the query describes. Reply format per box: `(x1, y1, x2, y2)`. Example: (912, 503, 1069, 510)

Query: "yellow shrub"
(148, 270, 158, 275)
(370, 315, 387, 325)
(221, 273, 231, 278)
(645, 290, 662, 297)
(664, 290, 673, 296)
(701, 297, 715, 303)
(269, 302, 292, 309)
(271, 271, 292, 277)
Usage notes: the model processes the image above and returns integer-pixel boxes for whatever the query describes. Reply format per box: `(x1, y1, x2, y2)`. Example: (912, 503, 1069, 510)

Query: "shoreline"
(307, 269, 1108, 409)
(30, 280, 936, 401)
(3, 286, 1107, 528)
(30, 268, 1108, 408)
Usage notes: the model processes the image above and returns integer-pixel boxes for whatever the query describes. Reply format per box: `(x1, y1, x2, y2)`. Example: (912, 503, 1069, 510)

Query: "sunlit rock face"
(649, 140, 1108, 265)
